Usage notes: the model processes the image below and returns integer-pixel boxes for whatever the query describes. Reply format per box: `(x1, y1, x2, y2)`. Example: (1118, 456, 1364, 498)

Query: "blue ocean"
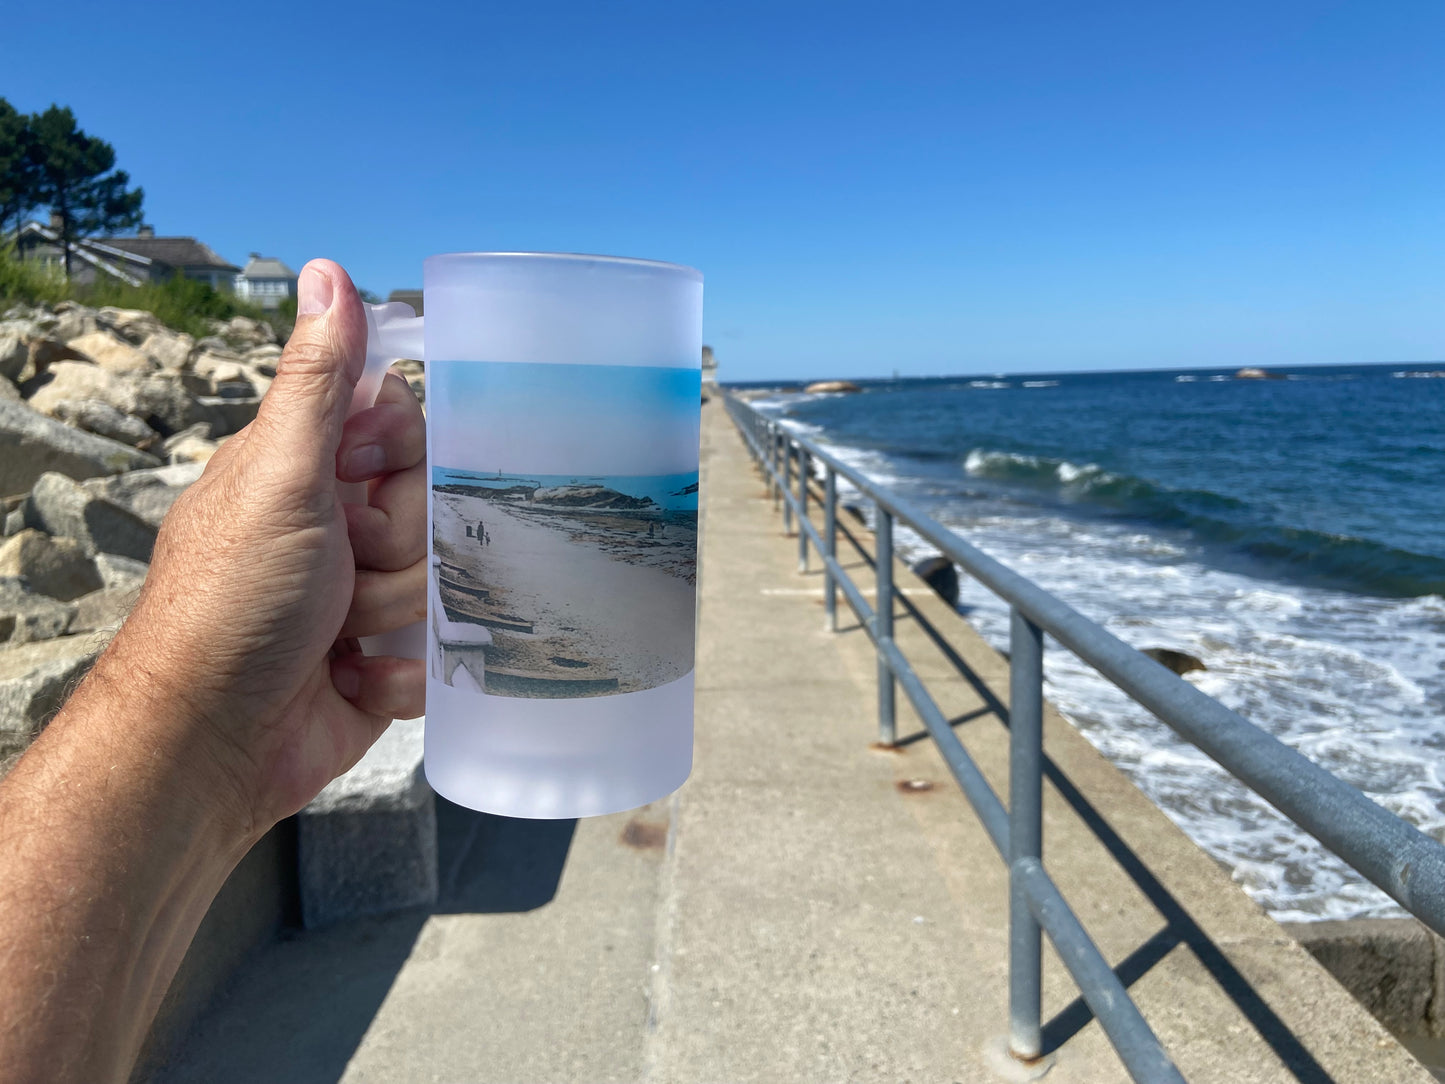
(748, 363, 1445, 921)
(434, 468, 699, 513)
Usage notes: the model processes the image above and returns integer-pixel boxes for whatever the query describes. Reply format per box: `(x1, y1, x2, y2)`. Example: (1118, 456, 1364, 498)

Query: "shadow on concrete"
(436, 798, 578, 913)
(1036, 762, 1336, 1083)
(144, 801, 576, 1084)
(826, 497, 1337, 1083)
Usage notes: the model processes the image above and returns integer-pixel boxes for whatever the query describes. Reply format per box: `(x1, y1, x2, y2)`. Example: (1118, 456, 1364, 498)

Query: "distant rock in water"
(1142, 647, 1207, 675)
(912, 555, 959, 607)
(532, 485, 657, 510)
(1235, 367, 1284, 380)
(672, 482, 699, 496)
(804, 380, 862, 394)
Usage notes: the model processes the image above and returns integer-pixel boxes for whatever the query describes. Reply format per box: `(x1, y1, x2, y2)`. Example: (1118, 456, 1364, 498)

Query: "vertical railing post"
(824, 466, 837, 631)
(1008, 608, 1045, 1063)
(782, 438, 794, 535)
(771, 425, 781, 507)
(875, 506, 895, 746)
(797, 449, 809, 570)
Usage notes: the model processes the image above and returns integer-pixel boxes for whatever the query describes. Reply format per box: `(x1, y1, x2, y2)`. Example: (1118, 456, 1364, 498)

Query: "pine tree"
(0, 98, 38, 245)
(29, 105, 143, 278)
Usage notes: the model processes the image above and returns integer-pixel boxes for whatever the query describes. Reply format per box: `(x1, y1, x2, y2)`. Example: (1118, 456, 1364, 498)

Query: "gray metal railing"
(725, 393, 1445, 1083)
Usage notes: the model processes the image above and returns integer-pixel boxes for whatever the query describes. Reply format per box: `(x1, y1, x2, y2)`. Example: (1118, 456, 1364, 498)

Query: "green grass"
(0, 244, 292, 342)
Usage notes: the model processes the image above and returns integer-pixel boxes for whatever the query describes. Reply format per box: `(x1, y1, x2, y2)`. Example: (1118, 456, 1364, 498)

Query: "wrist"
(66, 626, 266, 855)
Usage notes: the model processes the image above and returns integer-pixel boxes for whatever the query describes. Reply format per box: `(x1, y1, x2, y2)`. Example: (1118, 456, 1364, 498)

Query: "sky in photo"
(429, 360, 700, 476)
(5, 1, 1442, 379)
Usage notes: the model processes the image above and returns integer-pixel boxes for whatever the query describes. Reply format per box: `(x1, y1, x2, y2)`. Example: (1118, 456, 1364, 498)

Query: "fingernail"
(298, 264, 334, 316)
(332, 658, 361, 699)
(344, 443, 386, 479)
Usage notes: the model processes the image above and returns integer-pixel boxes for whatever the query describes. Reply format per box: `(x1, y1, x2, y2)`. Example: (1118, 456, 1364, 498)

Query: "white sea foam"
(1022, 380, 1060, 388)
(969, 380, 1011, 390)
(820, 439, 1445, 922)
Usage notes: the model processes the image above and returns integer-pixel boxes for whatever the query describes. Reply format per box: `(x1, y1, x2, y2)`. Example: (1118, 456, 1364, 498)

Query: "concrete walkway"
(150, 396, 1432, 1083)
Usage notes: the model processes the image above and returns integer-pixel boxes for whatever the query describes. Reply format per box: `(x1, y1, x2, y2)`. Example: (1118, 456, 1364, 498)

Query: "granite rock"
(0, 399, 160, 495)
(49, 398, 161, 449)
(0, 529, 102, 601)
(68, 330, 156, 375)
(96, 307, 165, 346)
(94, 552, 150, 591)
(0, 635, 105, 757)
(0, 577, 76, 644)
(24, 472, 158, 562)
(298, 717, 437, 928)
(139, 329, 196, 372)
(68, 583, 141, 635)
(82, 462, 203, 529)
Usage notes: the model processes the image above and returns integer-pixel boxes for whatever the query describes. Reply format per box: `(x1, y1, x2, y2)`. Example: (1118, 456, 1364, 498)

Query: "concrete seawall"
(148, 395, 1436, 1082)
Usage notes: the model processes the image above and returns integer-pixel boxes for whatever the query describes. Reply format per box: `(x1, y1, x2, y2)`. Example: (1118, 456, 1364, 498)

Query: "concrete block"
(297, 716, 437, 928)
(1285, 917, 1434, 1035)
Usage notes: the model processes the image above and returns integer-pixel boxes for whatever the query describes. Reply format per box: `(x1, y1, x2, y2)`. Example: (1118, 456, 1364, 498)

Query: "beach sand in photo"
(432, 483, 697, 698)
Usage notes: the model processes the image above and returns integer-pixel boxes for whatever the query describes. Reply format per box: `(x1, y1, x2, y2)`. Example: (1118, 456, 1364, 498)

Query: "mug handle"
(348, 301, 426, 661)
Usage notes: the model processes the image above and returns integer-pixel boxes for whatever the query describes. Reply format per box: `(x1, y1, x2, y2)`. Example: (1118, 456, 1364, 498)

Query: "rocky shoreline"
(1, 301, 284, 764)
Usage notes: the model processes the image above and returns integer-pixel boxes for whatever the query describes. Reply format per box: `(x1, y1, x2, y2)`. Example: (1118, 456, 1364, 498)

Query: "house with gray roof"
(16, 218, 241, 290)
(235, 254, 298, 310)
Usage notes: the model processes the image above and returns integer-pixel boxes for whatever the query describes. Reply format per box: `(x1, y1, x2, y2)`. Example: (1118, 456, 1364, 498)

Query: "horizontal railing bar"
(877, 636, 1009, 854)
(1016, 858, 1187, 1084)
(729, 397, 1445, 938)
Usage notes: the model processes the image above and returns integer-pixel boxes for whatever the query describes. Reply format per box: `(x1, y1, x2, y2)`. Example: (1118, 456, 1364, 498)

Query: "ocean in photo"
(743, 362, 1445, 922)
(431, 467, 698, 700)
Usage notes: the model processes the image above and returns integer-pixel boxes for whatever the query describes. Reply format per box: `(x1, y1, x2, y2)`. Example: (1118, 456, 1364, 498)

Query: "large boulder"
(0, 331, 27, 382)
(1142, 647, 1207, 675)
(25, 360, 139, 416)
(0, 578, 76, 644)
(912, 555, 960, 607)
(197, 395, 261, 437)
(49, 301, 99, 342)
(23, 472, 159, 563)
(48, 398, 161, 450)
(0, 376, 19, 402)
(83, 462, 203, 529)
(165, 428, 220, 464)
(68, 583, 141, 636)
(68, 330, 156, 375)
(192, 351, 247, 380)
(0, 530, 103, 601)
(0, 328, 82, 384)
(0, 635, 105, 758)
(0, 399, 161, 495)
(95, 307, 165, 346)
(804, 380, 862, 394)
(213, 315, 277, 348)
(131, 372, 218, 436)
(94, 553, 150, 591)
(22, 336, 86, 382)
(244, 343, 283, 373)
(139, 329, 196, 372)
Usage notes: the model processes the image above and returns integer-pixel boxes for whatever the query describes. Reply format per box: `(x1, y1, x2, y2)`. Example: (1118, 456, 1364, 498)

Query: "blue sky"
(7, 1, 1442, 379)
(429, 360, 700, 475)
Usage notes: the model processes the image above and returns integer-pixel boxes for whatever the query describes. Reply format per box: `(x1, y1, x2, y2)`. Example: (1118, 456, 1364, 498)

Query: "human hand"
(101, 259, 426, 839)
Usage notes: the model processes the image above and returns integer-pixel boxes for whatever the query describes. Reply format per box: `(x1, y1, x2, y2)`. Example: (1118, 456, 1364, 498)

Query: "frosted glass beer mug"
(356, 253, 703, 819)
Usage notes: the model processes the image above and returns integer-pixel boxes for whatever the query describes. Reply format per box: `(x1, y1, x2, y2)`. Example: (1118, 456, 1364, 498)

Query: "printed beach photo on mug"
(428, 359, 701, 699)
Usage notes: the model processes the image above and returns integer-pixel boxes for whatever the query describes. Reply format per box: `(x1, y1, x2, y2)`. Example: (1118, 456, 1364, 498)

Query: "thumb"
(249, 259, 367, 467)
